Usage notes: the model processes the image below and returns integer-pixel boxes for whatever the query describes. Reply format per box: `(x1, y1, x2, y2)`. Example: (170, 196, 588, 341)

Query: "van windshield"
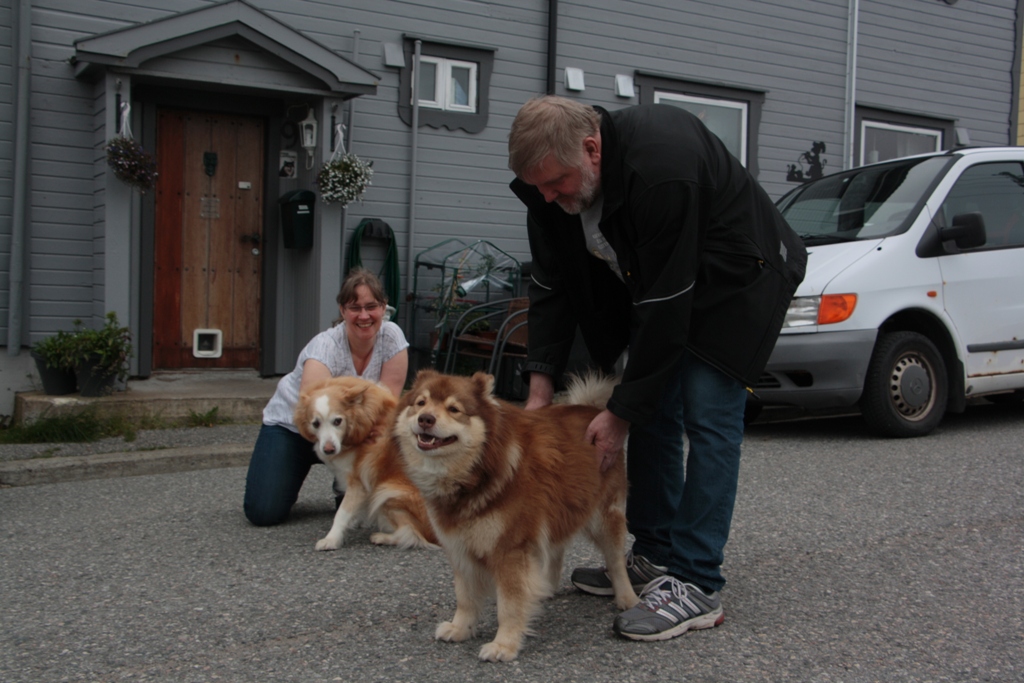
(776, 156, 952, 245)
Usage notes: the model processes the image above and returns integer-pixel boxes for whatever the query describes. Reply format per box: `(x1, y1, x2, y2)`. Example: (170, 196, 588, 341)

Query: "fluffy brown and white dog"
(393, 369, 638, 662)
(294, 376, 437, 551)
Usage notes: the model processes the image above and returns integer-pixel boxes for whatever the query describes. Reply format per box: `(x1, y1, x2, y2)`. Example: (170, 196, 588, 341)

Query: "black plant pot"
(31, 351, 77, 396)
(75, 356, 118, 397)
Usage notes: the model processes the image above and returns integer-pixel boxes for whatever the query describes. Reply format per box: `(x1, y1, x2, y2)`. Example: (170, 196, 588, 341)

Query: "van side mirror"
(939, 212, 987, 250)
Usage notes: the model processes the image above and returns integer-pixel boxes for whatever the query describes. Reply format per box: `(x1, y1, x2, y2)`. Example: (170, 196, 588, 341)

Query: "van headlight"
(784, 296, 821, 328)
(783, 294, 857, 328)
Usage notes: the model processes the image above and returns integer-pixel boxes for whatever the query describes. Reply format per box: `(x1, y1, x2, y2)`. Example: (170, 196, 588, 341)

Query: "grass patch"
(0, 409, 220, 444)
(0, 411, 113, 444)
(0, 405, 239, 445)
(185, 406, 229, 428)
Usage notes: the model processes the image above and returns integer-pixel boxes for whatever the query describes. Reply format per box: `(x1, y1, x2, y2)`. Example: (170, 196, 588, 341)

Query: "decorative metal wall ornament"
(203, 152, 218, 177)
(786, 141, 827, 184)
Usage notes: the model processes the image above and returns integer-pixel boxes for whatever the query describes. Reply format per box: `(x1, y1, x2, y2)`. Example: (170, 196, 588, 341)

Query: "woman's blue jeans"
(243, 424, 321, 526)
(625, 350, 747, 592)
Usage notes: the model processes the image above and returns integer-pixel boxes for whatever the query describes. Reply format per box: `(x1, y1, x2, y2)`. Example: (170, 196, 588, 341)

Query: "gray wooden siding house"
(1, 0, 1021, 413)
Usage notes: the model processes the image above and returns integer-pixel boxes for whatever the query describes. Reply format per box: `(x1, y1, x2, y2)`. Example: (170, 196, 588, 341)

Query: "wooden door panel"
(153, 109, 264, 369)
(233, 118, 264, 353)
(153, 111, 186, 369)
(208, 115, 238, 343)
(180, 113, 212, 348)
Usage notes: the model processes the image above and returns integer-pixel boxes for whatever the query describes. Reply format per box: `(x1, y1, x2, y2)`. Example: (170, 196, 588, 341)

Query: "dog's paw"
(369, 532, 396, 546)
(615, 591, 640, 611)
(478, 640, 519, 662)
(435, 621, 474, 642)
(314, 536, 343, 551)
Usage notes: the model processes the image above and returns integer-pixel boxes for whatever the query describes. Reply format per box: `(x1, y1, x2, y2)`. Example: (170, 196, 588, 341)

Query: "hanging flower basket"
(106, 135, 158, 192)
(316, 153, 373, 206)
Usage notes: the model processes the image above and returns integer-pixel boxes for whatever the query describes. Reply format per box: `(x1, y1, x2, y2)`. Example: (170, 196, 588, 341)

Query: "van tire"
(861, 331, 948, 438)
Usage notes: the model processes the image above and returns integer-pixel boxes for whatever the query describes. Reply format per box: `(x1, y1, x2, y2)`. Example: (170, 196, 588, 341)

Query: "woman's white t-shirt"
(262, 321, 409, 431)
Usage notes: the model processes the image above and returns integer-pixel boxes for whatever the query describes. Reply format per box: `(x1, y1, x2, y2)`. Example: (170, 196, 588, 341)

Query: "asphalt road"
(1, 402, 1021, 682)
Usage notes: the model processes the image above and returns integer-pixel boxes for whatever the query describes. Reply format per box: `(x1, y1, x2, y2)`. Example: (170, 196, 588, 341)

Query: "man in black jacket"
(508, 96, 806, 641)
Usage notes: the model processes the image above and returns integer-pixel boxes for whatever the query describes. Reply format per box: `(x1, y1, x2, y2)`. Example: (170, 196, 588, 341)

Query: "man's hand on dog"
(585, 409, 629, 472)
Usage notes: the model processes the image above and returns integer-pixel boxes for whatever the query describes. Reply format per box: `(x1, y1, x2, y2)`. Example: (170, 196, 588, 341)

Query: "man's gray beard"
(556, 197, 587, 215)
(556, 165, 600, 215)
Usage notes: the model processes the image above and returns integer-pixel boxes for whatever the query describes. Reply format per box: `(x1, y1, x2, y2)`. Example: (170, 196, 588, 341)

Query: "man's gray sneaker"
(613, 575, 725, 641)
(570, 549, 667, 596)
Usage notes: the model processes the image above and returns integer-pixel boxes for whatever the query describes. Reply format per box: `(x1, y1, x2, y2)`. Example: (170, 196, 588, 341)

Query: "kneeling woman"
(244, 268, 408, 526)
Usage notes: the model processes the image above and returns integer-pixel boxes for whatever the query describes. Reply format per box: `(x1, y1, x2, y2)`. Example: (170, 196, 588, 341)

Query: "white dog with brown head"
(294, 376, 437, 551)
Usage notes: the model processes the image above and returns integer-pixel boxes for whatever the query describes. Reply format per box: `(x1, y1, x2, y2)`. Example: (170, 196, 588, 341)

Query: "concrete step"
(13, 369, 280, 426)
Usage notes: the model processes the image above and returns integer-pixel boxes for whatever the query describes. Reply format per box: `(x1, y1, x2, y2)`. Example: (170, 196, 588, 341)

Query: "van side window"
(939, 162, 1024, 249)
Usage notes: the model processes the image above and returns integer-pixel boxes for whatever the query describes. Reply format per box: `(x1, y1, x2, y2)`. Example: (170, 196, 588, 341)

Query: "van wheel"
(861, 331, 948, 438)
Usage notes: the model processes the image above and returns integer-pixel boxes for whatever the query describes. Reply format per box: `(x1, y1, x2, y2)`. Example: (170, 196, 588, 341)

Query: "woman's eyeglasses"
(344, 302, 382, 314)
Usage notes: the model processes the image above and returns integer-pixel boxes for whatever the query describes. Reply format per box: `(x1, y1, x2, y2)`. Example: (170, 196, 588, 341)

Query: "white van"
(752, 147, 1024, 437)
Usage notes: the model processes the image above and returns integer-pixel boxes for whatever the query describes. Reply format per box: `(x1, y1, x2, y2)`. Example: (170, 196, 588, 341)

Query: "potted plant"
(316, 152, 373, 206)
(71, 312, 133, 397)
(105, 135, 158, 193)
(30, 326, 80, 395)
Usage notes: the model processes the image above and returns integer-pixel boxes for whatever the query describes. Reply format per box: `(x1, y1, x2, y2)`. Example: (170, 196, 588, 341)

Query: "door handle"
(241, 233, 261, 245)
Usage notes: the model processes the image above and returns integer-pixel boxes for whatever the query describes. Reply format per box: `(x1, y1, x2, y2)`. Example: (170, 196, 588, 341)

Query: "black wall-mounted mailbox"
(279, 189, 316, 249)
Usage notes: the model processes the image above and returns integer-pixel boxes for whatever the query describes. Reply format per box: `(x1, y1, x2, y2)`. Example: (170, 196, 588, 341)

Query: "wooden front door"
(153, 110, 265, 369)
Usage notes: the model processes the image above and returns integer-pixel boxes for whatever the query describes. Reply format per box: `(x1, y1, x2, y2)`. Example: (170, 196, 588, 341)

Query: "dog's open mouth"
(416, 433, 458, 451)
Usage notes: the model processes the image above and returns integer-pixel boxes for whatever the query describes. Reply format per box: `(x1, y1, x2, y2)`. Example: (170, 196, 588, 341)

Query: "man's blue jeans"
(243, 424, 321, 526)
(625, 350, 747, 593)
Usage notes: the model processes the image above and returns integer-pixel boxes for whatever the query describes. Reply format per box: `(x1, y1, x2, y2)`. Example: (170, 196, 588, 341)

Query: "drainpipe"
(348, 30, 361, 151)
(339, 29, 361, 273)
(403, 40, 422, 332)
(7, 0, 32, 355)
(843, 0, 860, 170)
(546, 0, 558, 94)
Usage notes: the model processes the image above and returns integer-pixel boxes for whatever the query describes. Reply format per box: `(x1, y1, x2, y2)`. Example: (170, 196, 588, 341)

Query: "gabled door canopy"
(73, 0, 377, 98)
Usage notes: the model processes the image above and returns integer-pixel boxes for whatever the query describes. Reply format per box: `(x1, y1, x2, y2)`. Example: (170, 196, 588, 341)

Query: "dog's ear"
(414, 368, 439, 383)
(346, 386, 368, 406)
(293, 401, 315, 442)
(374, 383, 399, 410)
(471, 372, 496, 398)
(404, 368, 439, 400)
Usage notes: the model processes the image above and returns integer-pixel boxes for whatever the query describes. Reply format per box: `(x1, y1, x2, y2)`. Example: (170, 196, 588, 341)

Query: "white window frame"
(859, 120, 942, 165)
(654, 91, 748, 166)
(414, 56, 478, 113)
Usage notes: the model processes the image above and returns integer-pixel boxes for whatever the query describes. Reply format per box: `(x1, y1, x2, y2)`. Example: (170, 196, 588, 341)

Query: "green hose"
(347, 218, 400, 318)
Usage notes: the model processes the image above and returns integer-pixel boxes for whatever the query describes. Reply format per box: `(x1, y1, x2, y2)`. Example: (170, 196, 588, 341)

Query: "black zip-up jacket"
(510, 104, 807, 426)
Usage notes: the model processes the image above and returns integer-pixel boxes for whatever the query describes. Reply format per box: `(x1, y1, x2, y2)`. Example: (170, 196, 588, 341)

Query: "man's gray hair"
(508, 96, 600, 177)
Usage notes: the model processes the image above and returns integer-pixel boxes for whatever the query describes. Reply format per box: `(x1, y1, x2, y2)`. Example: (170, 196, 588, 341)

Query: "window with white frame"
(860, 121, 942, 164)
(635, 73, 765, 177)
(415, 56, 478, 113)
(654, 92, 748, 166)
(855, 107, 951, 166)
(398, 38, 495, 134)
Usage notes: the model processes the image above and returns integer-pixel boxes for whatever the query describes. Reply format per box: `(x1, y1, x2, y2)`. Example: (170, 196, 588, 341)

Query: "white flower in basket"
(316, 124, 373, 206)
